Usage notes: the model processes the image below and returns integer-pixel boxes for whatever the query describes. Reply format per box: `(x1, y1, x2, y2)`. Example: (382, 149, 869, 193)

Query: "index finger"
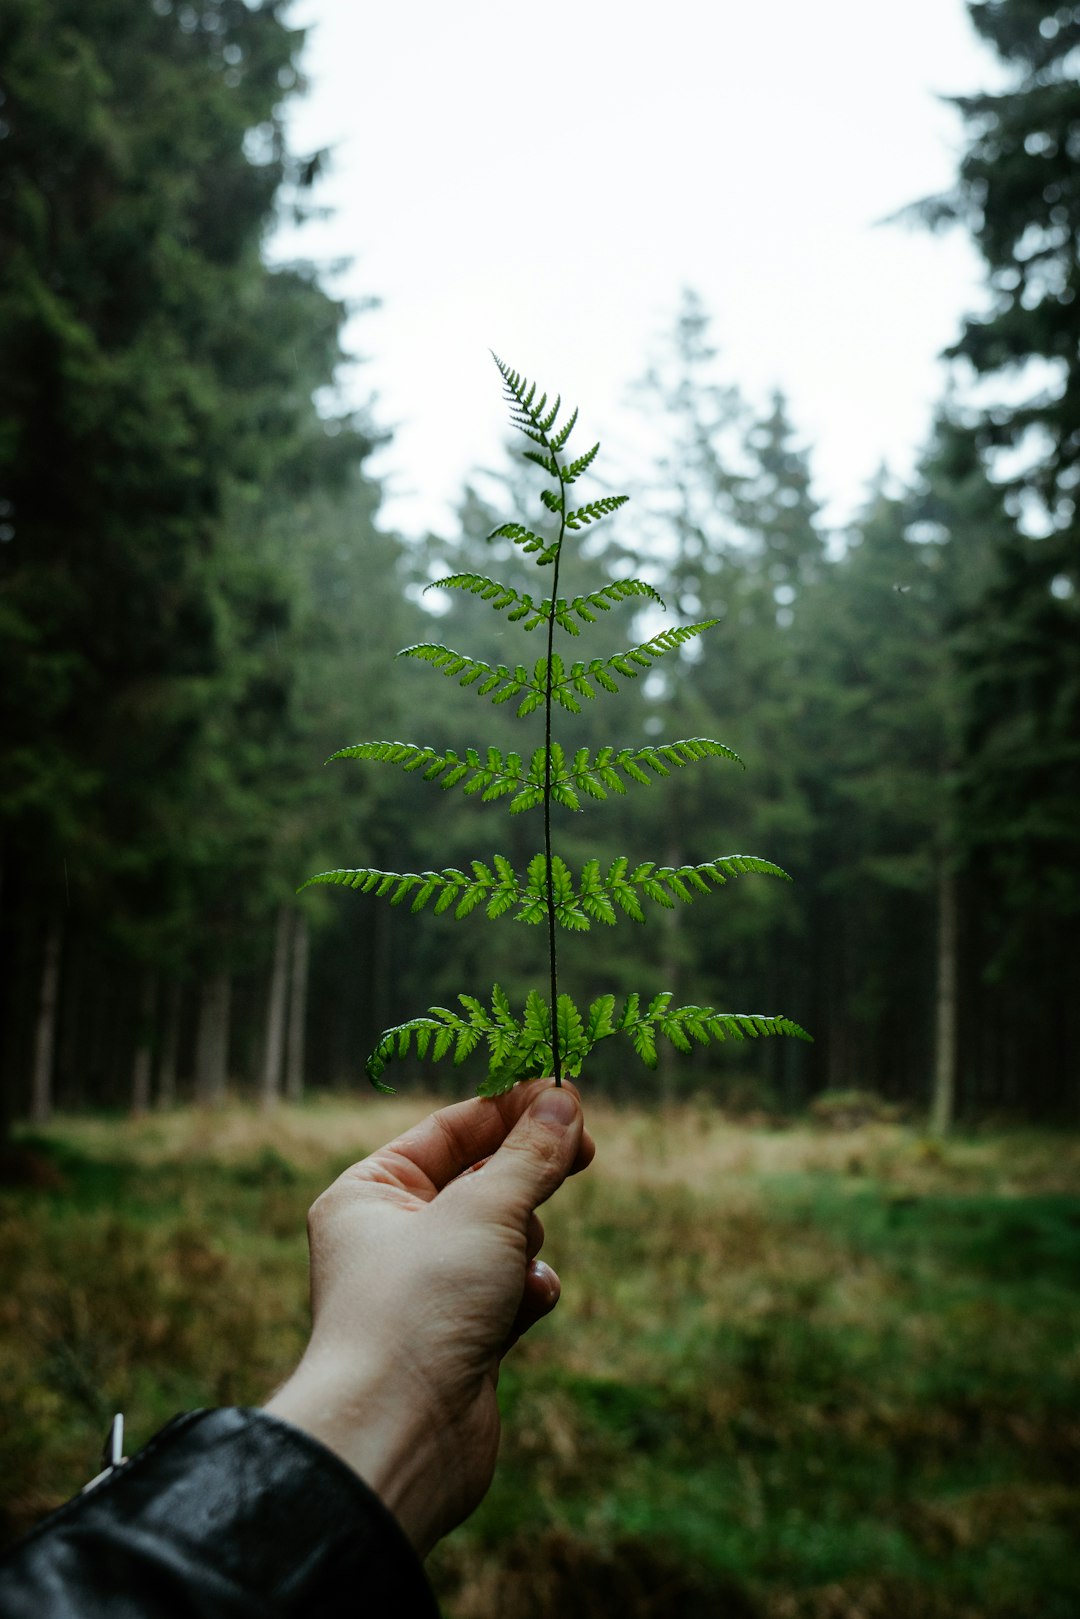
(353, 1079, 592, 1198)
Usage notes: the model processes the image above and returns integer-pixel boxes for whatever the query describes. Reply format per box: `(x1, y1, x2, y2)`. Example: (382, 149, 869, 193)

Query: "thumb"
(461, 1083, 583, 1224)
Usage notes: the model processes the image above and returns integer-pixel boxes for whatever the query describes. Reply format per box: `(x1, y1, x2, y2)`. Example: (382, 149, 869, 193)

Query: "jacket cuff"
(4, 1407, 439, 1617)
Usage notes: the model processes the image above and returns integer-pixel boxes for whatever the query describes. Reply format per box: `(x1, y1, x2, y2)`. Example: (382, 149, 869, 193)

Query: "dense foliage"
(902, 0, 1080, 1118)
(0, 0, 391, 1125)
(0, 0, 1076, 1126)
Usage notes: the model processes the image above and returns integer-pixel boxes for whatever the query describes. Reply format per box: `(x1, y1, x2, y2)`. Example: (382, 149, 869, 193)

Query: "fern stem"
(543, 462, 569, 1085)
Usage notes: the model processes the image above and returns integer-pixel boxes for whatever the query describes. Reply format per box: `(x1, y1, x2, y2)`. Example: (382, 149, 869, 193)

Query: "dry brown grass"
(42, 1094, 1080, 1196)
(4, 1098, 1077, 1618)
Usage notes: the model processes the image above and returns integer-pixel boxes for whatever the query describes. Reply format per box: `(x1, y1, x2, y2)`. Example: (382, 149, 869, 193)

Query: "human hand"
(265, 1078, 593, 1555)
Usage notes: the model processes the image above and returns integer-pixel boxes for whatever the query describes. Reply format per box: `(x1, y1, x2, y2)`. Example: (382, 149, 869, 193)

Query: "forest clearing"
(2, 1097, 1076, 1618)
(3, 0, 1078, 1609)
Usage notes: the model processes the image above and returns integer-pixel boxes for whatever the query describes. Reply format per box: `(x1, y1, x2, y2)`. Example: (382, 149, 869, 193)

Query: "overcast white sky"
(270, 0, 1002, 539)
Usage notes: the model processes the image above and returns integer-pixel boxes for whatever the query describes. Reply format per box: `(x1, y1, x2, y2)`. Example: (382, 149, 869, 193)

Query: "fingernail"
(530, 1259, 560, 1303)
(532, 1087, 577, 1127)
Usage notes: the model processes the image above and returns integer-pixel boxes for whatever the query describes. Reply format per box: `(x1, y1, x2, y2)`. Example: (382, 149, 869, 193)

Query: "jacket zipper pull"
(81, 1414, 127, 1493)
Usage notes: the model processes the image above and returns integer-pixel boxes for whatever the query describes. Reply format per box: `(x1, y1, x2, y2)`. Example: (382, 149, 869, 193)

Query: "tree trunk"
(30, 917, 64, 1125)
(260, 906, 291, 1111)
(285, 911, 309, 1103)
(55, 926, 85, 1111)
(131, 973, 156, 1115)
(195, 971, 231, 1106)
(157, 982, 182, 1109)
(930, 865, 959, 1135)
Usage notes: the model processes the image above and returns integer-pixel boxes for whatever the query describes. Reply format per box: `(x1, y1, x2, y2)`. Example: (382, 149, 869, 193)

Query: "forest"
(1, 0, 1078, 1131)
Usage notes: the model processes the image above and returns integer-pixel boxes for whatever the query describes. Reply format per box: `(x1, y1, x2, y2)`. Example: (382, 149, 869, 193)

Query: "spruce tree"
(0, 0, 372, 1116)
(909, 0, 1080, 1113)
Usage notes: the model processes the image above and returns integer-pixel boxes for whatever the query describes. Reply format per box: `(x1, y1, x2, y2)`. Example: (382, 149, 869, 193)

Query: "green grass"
(1, 1101, 1077, 1619)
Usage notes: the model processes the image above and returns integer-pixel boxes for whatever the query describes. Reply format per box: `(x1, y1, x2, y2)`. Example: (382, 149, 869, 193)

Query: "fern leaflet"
(564, 495, 629, 528)
(488, 522, 559, 566)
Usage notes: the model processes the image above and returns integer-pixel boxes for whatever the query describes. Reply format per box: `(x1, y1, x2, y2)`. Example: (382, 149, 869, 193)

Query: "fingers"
(348, 1078, 593, 1199)
(503, 1259, 561, 1354)
(451, 1082, 585, 1226)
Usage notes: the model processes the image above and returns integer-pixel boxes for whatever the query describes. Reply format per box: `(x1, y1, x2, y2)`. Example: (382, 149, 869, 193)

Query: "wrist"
(264, 1354, 450, 1556)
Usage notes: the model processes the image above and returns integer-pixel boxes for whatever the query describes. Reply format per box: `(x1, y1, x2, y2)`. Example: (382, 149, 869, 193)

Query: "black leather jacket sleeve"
(0, 1407, 440, 1618)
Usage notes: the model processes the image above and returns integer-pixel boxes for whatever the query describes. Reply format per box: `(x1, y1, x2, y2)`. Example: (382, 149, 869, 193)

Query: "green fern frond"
(572, 853, 789, 925)
(538, 395, 561, 433)
(430, 576, 664, 639)
(364, 983, 811, 1092)
(326, 740, 532, 801)
(398, 643, 540, 712)
(564, 496, 628, 529)
(551, 406, 578, 451)
(365, 984, 553, 1093)
(425, 575, 551, 630)
(615, 996, 813, 1071)
(300, 859, 520, 922)
(547, 577, 665, 634)
(544, 622, 720, 709)
(508, 739, 744, 811)
(304, 851, 786, 933)
(562, 442, 601, 484)
(324, 736, 741, 812)
(487, 523, 559, 566)
(322, 355, 810, 1094)
(423, 573, 658, 636)
(560, 738, 743, 798)
(492, 355, 570, 457)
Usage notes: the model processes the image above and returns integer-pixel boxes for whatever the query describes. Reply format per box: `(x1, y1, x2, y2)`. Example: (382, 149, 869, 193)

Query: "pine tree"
(913, 0, 1080, 521)
(0, 0, 374, 1116)
(623, 299, 825, 1101)
(908, 0, 1080, 1113)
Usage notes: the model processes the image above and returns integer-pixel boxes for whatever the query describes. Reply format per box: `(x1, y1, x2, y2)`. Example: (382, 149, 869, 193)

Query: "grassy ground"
(2, 1099, 1077, 1618)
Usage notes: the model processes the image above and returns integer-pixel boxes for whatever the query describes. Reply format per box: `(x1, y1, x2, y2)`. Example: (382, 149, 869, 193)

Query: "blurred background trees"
(0, 0, 1076, 1127)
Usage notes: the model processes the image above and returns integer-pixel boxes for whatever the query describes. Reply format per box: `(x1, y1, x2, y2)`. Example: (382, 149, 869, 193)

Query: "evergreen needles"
(305, 357, 810, 1092)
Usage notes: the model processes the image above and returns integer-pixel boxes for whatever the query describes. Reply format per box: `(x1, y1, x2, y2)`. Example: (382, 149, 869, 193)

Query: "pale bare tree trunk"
(30, 917, 64, 1125)
(195, 971, 231, 1106)
(131, 973, 156, 1115)
(157, 982, 182, 1109)
(260, 907, 291, 1111)
(285, 912, 309, 1103)
(930, 865, 959, 1136)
